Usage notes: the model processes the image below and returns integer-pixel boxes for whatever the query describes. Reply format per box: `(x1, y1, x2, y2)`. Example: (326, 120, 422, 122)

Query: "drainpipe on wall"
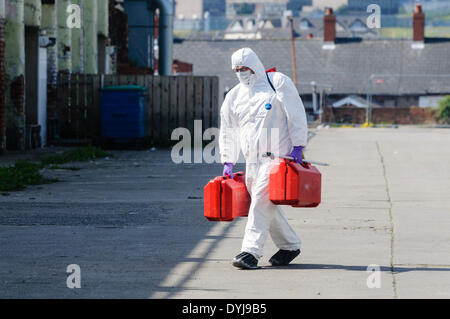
(288, 15, 297, 88)
(97, 0, 108, 38)
(71, 0, 84, 74)
(41, 1, 58, 145)
(42, 1, 57, 87)
(154, 0, 173, 75)
(97, 0, 108, 74)
(0, 0, 6, 152)
(24, 0, 42, 149)
(5, 0, 26, 150)
(57, 0, 72, 72)
(84, 0, 98, 74)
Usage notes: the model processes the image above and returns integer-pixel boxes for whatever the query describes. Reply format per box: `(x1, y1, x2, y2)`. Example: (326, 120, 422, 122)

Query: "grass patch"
(0, 146, 110, 192)
(0, 160, 58, 192)
(381, 28, 411, 38)
(41, 145, 111, 166)
(381, 27, 450, 38)
(328, 123, 356, 128)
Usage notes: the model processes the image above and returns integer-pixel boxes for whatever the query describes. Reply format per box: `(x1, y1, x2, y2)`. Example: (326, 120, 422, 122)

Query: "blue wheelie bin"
(100, 85, 147, 146)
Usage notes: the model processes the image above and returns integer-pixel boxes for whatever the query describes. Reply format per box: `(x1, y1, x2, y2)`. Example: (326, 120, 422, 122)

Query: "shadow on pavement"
(0, 149, 243, 298)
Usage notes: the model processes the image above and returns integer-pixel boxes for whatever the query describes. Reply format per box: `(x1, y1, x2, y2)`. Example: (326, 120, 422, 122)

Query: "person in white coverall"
(219, 48, 308, 269)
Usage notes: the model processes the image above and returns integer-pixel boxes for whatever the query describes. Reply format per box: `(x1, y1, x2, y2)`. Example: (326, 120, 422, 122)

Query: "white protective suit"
(219, 48, 308, 259)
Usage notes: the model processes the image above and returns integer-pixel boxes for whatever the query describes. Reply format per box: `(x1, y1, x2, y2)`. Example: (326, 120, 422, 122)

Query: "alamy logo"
(171, 120, 280, 164)
(66, 264, 81, 289)
(66, 4, 81, 29)
(366, 264, 381, 288)
(367, 4, 381, 29)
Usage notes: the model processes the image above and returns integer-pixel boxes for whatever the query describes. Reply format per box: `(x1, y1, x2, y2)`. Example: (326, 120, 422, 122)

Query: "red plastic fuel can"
(269, 159, 322, 208)
(204, 172, 251, 222)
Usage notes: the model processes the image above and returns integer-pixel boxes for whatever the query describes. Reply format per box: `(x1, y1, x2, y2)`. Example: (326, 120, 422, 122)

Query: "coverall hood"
(231, 48, 267, 84)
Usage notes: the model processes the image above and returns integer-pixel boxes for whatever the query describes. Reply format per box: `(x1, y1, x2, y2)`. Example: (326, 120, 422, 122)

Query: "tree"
(436, 96, 450, 124)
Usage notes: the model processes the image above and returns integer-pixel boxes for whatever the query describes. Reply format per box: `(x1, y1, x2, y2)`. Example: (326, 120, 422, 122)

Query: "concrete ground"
(1, 127, 450, 298)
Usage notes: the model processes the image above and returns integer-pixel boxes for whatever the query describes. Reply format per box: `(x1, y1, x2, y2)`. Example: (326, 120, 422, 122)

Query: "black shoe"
(232, 252, 259, 269)
(269, 249, 301, 266)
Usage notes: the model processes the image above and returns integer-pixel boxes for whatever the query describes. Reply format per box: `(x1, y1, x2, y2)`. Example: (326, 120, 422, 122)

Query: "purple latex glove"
(223, 162, 234, 179)
(290, 146, 304, 164)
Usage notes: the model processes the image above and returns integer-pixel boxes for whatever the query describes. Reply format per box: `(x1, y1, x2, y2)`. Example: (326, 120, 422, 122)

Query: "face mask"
(236, 70, 255, 87)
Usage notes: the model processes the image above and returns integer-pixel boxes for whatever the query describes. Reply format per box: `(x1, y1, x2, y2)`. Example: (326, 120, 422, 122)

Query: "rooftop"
(173, 37, 450, 98)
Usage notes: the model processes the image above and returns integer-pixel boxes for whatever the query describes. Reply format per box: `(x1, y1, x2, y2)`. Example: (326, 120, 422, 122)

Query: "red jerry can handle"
(281, 157, 312, 170)
(223, 172, 244, 177)
(263, 152, 329, 167)
(223, 172, 247, 192)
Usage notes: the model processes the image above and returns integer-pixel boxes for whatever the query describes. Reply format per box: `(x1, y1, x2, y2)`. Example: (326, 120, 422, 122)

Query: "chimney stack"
(323, 7, 336, 43)
(413, 4, 425, 42)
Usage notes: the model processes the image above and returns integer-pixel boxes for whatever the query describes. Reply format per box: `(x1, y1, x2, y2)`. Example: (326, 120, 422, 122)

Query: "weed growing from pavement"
(0, 161, 58, 192)
(41, 145, 111, 166)
(0, 146, 111, 192)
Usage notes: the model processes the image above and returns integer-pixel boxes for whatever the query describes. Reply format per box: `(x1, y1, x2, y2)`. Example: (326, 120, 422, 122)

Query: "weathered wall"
(57, 0, 72, 72)
(322, 106, 438, 125)
(42, 2, 57, 87)
(97, 0, 108, 37)
(97, 0, 108, 74)
(2, 0, 111, 150)
(24, 0, 41, 26)
(0, 0, 6, 152)
(84, 0, 98, 74)
(0, 0, 5, 18)
(373, 107, 437, 125)
(5, 0, 26, 150)
(71, 0, 83, 73)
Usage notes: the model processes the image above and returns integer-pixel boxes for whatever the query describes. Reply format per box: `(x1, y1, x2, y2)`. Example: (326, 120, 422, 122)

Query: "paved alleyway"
(1, 127, 450, 298)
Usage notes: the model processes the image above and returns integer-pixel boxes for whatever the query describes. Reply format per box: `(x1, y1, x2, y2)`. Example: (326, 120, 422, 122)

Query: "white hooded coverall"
(219, 48, 308, 259)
